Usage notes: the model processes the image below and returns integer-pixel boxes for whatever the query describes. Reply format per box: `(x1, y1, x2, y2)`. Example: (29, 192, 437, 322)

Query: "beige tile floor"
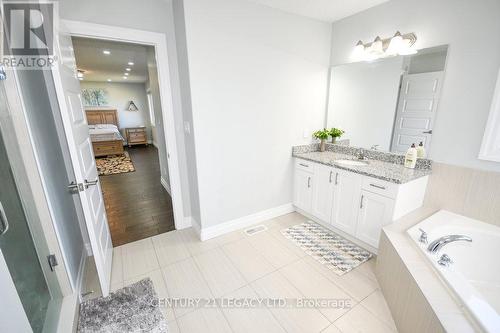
(83, 212, 397, 333)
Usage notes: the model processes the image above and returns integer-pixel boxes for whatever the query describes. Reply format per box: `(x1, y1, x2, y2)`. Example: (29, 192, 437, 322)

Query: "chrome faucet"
(427, 235, 472, 254)
(357, 149, 366, 160)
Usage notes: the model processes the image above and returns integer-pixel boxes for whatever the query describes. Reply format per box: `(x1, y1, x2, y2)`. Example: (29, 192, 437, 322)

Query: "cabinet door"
(331, 170, 362, 235)
(356, 190, 395, 247)
(294, 168, 313, 212)
(311, 164, 335, 222)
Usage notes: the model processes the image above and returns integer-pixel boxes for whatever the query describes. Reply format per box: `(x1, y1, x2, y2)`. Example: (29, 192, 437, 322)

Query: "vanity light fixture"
(125, 68, 131, 71)
(103, 50, 111, 55)
(352, 31, 417, 61)
(127, 61, 134, 66)
(77, 69, 85, 79)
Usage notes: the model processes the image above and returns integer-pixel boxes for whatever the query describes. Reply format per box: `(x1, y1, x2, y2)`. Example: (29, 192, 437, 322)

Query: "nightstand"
(125, 127, 148, 147)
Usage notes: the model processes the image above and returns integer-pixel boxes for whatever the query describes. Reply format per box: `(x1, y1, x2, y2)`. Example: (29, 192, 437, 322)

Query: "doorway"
(49, 21, 185, 297)
(72, 37, 175, 246)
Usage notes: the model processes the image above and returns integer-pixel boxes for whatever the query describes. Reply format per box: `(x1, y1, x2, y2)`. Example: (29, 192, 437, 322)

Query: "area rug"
(96, 151, 135, 176)
(77, 278, 168, 333)
(281, 222, 372, 275)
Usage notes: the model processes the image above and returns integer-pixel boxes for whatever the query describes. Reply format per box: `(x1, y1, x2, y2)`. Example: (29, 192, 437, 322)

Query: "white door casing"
(391, 71, 444, 154)
(51, 23, 112, 296)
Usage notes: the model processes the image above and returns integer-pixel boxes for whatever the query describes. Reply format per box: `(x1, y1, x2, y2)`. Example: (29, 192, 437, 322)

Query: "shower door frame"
(0, 66, 73, 329)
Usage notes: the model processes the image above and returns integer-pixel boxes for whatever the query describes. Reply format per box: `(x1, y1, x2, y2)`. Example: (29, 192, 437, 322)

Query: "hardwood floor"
(99, 146, 175, 246)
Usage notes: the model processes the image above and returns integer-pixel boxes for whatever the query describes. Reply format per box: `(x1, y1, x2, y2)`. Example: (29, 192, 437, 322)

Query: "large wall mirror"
(327, 45, 448, 154)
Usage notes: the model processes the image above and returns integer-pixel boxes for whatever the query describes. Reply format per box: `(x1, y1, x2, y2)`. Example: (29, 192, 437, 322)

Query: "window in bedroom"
(147, 92, 155, 126)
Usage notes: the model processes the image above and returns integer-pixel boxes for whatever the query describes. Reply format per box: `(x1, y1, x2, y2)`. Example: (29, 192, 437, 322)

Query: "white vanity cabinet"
(293, 158, 428, 249)
(356, 190, 395, 247)
(311, 163, 335, 222)
(293, 160, 314, 212)
(331, 169, 363, 235)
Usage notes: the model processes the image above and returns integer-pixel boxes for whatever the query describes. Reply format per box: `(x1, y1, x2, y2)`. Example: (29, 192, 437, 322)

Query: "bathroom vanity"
(292, 144, 431, 251)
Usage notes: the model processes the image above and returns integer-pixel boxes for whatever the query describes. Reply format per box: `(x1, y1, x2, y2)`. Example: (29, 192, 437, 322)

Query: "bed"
(86, 109, 125, 157)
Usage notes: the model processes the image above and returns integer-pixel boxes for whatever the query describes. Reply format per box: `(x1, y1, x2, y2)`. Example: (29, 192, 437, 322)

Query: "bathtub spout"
(427, 235, 472, 254)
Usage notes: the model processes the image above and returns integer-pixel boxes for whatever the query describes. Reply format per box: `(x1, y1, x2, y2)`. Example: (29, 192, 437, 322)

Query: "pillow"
(96, 124, 118, 129)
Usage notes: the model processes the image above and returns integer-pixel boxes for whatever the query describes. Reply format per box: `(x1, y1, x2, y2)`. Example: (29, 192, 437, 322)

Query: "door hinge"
(47, 254, 58, 272)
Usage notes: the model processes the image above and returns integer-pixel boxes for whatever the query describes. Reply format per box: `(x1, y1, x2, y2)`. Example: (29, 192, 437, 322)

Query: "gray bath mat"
(78, 278, 167, 333)
(281, 222, 372, 275)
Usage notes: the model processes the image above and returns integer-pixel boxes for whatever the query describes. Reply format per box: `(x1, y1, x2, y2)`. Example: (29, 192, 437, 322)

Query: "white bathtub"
(407, 210, 500, 333)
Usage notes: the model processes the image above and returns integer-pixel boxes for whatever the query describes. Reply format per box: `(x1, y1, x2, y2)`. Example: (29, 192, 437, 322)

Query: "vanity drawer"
(295, 159, 315, 173)
(362, 177, 398, 199)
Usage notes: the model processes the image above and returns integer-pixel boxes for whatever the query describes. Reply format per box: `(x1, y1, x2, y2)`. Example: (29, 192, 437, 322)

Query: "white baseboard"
(199, 203, 294, 241)
(160, 177, 171, 195)
(174, 215, 193, 230)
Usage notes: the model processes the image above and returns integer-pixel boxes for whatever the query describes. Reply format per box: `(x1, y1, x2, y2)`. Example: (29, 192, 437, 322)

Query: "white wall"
(330, 0, 500, 172)
(182, 0, 332, 228)
(80, 81, 152, 141)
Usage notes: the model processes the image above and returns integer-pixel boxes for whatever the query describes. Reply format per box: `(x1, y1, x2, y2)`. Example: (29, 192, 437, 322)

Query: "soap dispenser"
(404, 143, 417, 169)
(416, 142, 426, 158)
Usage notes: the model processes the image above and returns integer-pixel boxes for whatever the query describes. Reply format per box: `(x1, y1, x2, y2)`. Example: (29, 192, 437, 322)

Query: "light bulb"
(369, 36, 384, 56)
(386, 31, 403, 55)
(351, 40, 365, 61)
(398, 39, 418, 55)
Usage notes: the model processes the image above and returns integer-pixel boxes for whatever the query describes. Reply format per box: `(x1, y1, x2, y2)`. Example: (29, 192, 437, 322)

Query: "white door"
(391, 71, 444, 154)
(356, 190, 394, 247)
(311, 164, 334, 222)
(51, 24, 113, 296)
(294, 168, 313, 212)
(0, 251, 31, 333)
(331, 170, 362, 235)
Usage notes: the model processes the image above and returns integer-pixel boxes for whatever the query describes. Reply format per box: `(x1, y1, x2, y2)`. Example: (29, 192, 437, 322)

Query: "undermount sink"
(334, 159, 369, 166)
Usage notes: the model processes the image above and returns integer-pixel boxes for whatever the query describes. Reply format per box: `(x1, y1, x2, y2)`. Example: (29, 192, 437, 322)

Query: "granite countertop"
(293, 151, 432, 184)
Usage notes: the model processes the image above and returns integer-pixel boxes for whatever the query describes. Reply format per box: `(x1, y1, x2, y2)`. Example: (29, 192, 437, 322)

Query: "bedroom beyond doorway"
(72, 37, 175, 246)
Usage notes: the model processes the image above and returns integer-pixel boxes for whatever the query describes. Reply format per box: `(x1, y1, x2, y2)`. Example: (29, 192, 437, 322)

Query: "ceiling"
(246, 0, 389, 22)
(72, 37, 151, 83)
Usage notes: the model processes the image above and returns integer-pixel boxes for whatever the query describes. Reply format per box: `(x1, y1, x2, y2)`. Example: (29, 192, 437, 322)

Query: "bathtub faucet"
(427, 235, 472, 254)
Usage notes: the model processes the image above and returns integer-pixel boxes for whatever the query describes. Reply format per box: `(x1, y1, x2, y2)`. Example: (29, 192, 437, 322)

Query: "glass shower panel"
(0, 124, 51, 332)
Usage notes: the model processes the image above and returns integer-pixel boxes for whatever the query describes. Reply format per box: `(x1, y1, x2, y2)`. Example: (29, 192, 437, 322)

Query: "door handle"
(84, 179, 99, 189)
(360, 195, 364, 209)
(335, 173, 339, 185)
(68, 181, 84, 192)
(0, 201, 9, 236)
(422, 130, 432, 134)
(329, 171, 333, 183)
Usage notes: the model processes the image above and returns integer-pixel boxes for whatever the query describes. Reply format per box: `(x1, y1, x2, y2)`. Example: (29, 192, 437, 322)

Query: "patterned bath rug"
(281, 222, 372, 275)
(78, 278, 168, 333)
(96, 151, 135, 176)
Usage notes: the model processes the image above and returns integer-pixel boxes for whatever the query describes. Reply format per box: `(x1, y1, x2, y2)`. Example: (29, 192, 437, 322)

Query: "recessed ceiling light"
(103, 50, 111, 55)
(124, 73, 129, 76)
(125, 68, 131, 71)
(122, 76, 127, 79)
(127, 62, 134, 66)
(107, 79, 112, 82)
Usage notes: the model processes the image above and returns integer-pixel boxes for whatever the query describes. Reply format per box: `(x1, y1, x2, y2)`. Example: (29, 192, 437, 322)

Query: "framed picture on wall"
(82, 88, 109, 107)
